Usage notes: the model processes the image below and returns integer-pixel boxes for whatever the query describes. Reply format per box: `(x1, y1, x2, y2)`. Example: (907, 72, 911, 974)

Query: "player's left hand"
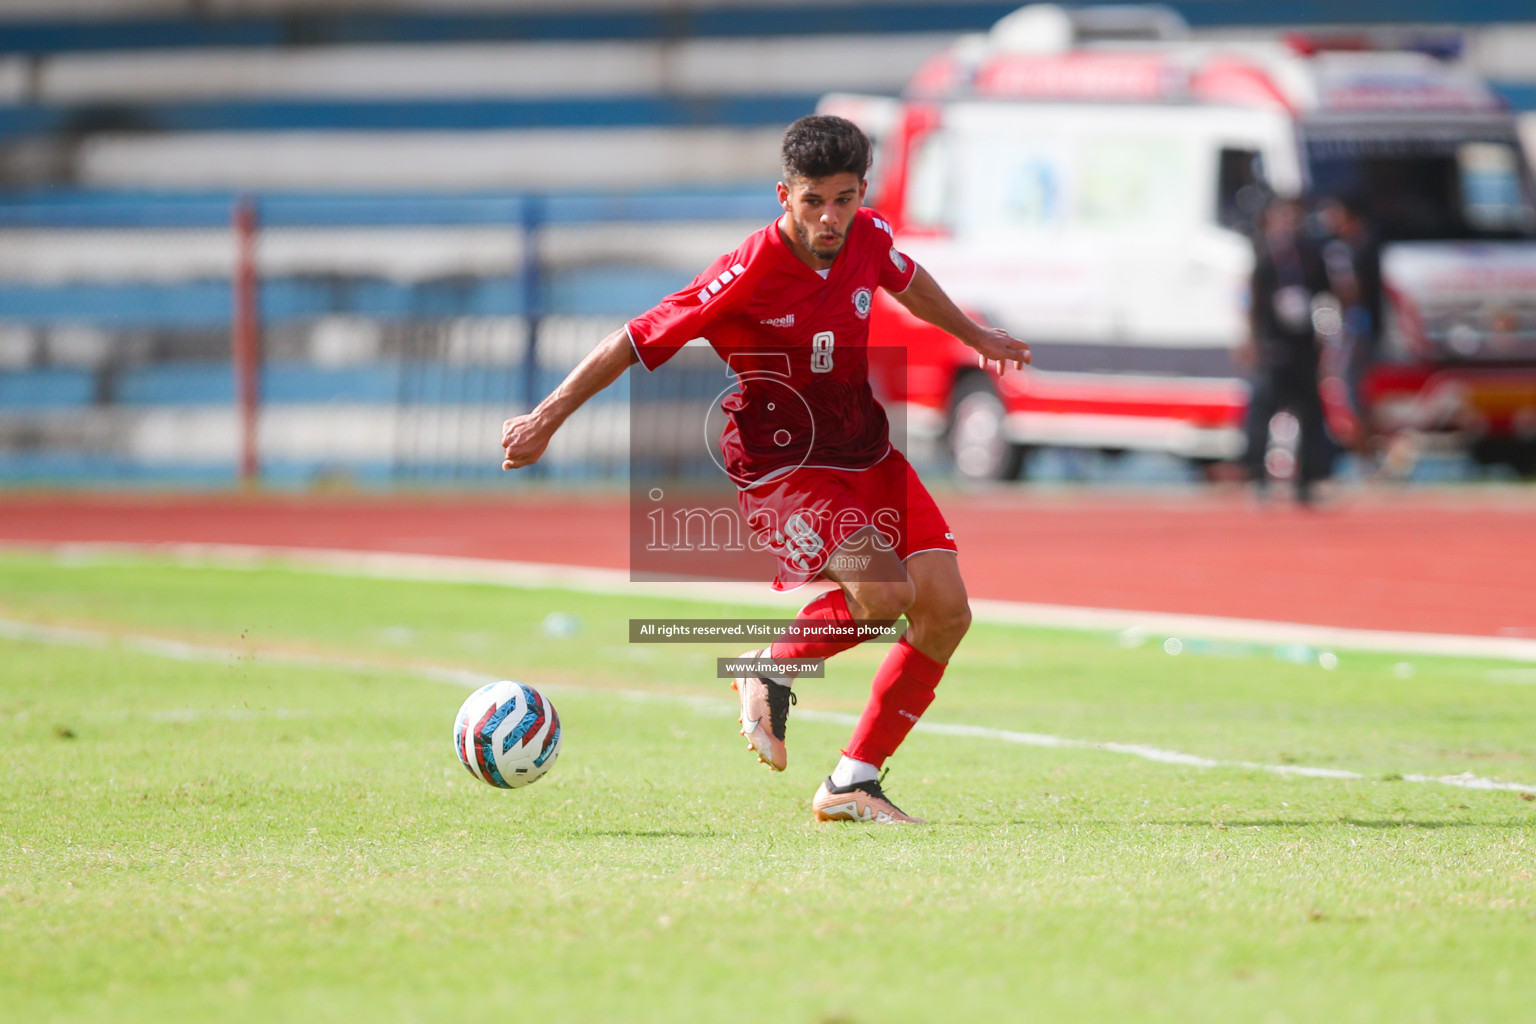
(970, 327, 1031, 374)
(501, 413, 551, 471)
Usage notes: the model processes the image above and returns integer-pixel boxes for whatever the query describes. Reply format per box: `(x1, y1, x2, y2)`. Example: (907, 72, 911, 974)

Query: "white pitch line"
(14, 540, 1536, 662)
(1486, 668, 1536, 685)
(0, 616, 503, 690)
(3, 615, 1533, 797)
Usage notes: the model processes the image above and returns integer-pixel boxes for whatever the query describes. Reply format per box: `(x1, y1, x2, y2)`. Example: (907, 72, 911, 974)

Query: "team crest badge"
(889, 247, 908, 273)
(853, 287, 873, 319)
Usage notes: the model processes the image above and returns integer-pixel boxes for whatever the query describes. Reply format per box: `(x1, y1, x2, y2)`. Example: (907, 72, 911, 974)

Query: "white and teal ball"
(453, 680, 562, 789)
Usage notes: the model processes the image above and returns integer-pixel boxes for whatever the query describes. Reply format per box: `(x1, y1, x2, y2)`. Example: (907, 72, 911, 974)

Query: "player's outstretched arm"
(891, 264, 1031, 373)
(501, 327, 639, 470)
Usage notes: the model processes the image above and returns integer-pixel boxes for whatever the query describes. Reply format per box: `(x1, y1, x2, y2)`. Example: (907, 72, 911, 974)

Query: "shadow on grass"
(1199, 818, 1528, 830)
(976, 818, 1530, 829)
(561, 829, 718, 838)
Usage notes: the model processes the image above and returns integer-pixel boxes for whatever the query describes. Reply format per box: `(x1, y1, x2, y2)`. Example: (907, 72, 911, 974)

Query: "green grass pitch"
(1, 549, 1534, 1023)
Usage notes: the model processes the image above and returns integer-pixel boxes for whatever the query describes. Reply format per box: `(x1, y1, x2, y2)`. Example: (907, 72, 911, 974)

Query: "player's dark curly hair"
(781, 114, 871, 183)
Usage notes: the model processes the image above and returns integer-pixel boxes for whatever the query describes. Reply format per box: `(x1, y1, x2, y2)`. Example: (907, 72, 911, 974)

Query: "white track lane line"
(3, 615, 1532, 796)
(14, 540, 1536, 662)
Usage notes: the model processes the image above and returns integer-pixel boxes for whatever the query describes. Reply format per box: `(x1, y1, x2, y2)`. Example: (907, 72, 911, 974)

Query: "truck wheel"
(1471, 439, 1536, 479)
(1507, 443, 1536, 480)
(948, 374, 1028, 481)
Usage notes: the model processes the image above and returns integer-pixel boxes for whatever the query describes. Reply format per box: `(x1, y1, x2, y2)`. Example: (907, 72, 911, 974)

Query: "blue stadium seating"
(1, 1, 1530, 57)
(0, 188, 778, 229)
(0, 367, 94, 407)
(0, 270, 699, 327)
(0, 361, 630, 410)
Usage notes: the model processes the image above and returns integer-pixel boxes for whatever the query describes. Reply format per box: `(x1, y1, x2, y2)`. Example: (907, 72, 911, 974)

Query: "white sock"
(758, 648, 792, 689)
(830, 755, 879, 788)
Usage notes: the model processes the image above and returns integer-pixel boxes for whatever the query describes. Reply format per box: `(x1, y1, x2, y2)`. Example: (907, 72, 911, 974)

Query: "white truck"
(829, 4, 1536, 478)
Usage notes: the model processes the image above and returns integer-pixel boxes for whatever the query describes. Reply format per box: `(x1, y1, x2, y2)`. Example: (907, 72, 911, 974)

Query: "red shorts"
(737, 448, 957, 591)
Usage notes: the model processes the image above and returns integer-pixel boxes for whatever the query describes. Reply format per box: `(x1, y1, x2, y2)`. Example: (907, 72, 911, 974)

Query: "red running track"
(0, 489, 1532, 639)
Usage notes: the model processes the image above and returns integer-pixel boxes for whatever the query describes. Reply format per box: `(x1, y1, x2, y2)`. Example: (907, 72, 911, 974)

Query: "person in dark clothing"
(1239, 197, 1333, 503)
(1318, 196, 1383, 452)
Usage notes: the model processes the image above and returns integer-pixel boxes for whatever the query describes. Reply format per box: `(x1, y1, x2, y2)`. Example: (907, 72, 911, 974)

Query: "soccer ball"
(453, 680, 562, 789)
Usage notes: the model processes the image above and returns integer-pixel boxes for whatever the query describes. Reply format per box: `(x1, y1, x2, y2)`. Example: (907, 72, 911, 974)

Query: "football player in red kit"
(501, 115, 1029, 823)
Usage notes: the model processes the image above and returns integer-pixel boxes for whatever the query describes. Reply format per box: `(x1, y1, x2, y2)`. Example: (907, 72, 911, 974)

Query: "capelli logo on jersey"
(852, 287, 873, 319)
(760, 313, 796, 328)
(697, 262, 748, 303)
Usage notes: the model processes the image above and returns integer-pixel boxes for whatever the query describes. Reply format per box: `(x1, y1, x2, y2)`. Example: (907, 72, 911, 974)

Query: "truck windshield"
(1304, 134, 1536, 242)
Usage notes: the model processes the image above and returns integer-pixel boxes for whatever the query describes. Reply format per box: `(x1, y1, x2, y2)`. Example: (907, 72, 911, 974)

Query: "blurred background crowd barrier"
(0, 0, 1534, 487)
(0, 189, 778, 484)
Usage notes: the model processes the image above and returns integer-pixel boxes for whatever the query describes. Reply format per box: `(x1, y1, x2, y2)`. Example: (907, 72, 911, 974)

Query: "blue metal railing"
(0, 185, 780, 229)
(0, 185, 778, 484)
(0, 185, 782, 326)
(0, 95, 825, 140)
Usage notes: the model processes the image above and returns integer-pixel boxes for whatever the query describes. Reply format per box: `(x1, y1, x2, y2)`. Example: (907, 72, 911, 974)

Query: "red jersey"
(626, 208, 917, 486)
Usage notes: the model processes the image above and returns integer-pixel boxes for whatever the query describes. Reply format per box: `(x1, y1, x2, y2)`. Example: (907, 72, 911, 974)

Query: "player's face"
(777, 172, 867, 267)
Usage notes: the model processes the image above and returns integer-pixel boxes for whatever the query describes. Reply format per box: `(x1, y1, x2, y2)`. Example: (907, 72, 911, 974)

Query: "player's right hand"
(501, 414, 550, 471)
